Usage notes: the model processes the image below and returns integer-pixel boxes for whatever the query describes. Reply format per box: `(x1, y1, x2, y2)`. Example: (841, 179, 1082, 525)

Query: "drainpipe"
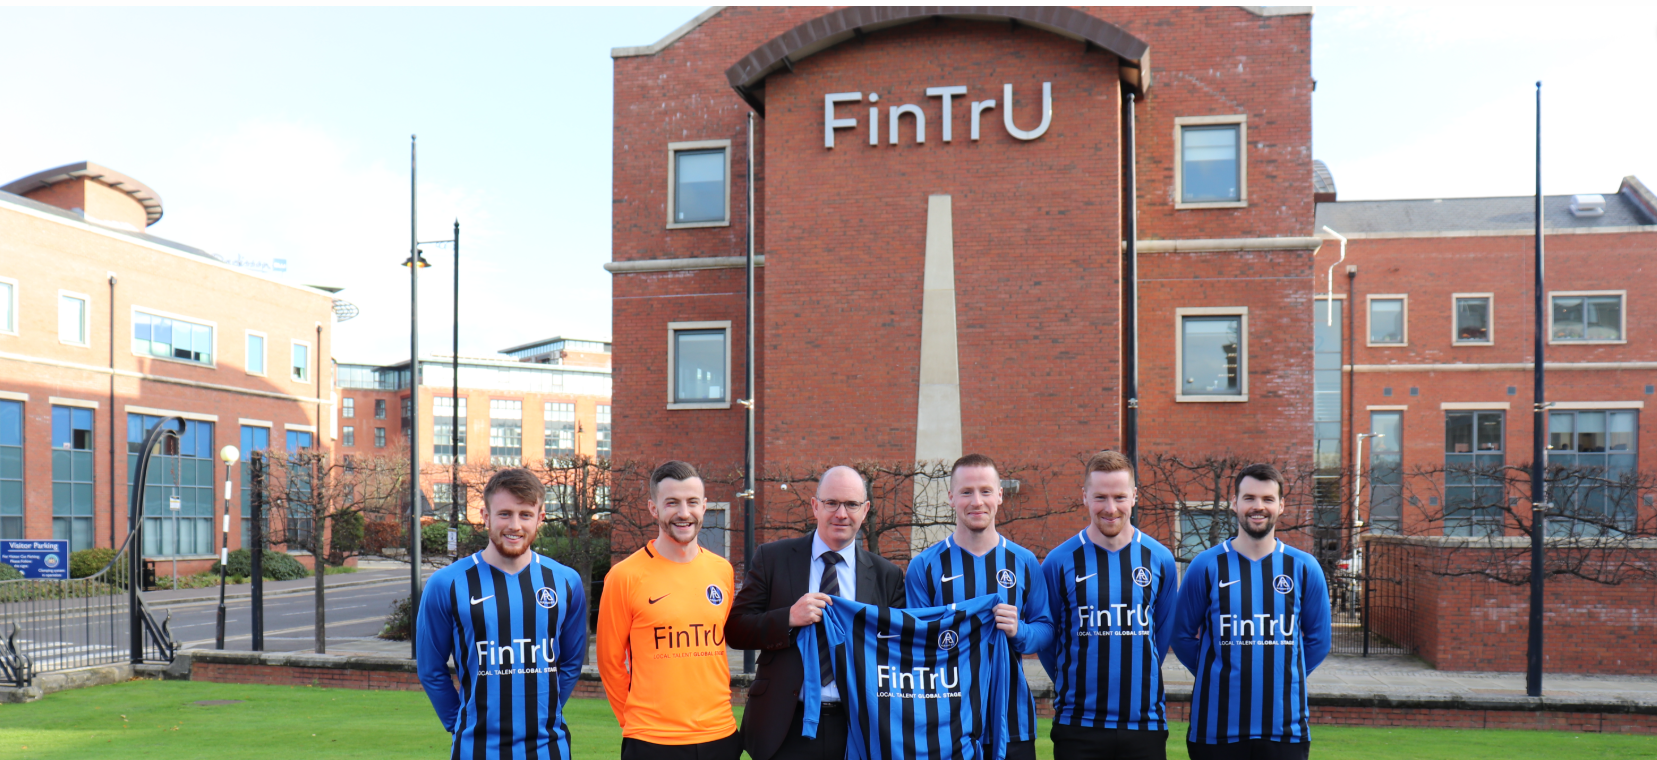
(1122, 92, 1140, 472)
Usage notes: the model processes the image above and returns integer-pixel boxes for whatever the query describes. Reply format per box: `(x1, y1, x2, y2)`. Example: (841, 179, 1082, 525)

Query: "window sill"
(1548, 339, 1627, 346)
(136, 351, 217, 370)
(1175, 200, 1247, 210)
(666, 220, 731, 230)
(1367, 341, 1408, 348)
(667, 401, 732, 411)
(1453, 341, 1494, 347)
(60, 340, 90, 348)
(1177, 394, 1249, 403)
(246, 370, 268, 378)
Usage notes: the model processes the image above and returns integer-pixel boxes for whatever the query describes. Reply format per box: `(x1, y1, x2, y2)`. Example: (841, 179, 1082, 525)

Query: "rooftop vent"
(1570, 194, 1606, 217)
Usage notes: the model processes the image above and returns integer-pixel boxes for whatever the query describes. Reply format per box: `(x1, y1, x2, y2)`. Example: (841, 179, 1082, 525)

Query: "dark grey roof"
(1316, 188, 1656, 234)
(0, 188, 218, 261)
(1312, 160, 1336, 196)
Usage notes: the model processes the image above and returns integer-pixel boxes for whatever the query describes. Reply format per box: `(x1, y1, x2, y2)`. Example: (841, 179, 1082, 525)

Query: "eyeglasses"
(817, 499, 868, 514)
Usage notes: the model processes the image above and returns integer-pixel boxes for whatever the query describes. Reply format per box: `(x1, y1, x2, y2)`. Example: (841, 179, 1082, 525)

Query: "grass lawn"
(0, 680, 1652, 759)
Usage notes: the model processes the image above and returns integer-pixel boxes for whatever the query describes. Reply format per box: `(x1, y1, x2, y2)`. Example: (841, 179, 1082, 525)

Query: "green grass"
(0, 680, 1652, 759)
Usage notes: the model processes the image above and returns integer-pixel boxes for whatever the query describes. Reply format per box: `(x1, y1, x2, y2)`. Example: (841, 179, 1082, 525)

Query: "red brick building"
(608, 7, 1323, 562)
(0, 162, 339, 575)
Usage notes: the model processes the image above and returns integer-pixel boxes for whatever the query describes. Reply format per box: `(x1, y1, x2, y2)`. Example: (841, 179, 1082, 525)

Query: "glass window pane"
(1575, 412, 1606, 453)
(1608, 411, 1636, 452)
(0, 281, 12, 332)
(1552, 296, 1584, 340)
(248, 334, 265, 373)
(1455, 298, 1489, 341)
(1369, 299, 1404, 344)
(1476, 413, 1503, 452)
(1585, 296, 1622, 340)
(60, 295, 85, 342)
(1181, 125, 1239, 203)
(1181, 316, 1241, 395)
(674, 330, 726, 402)
(1549, 412, 1574, 451)
(1446, 412, 1473, 453)
(674, 149, 726, 223)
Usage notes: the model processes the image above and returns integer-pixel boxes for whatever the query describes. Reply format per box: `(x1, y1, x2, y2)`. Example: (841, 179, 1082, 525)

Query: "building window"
(668, 321, 732, 408)
(401, 397, 412, 433)
(666, 140, 731, 228)
(129, 414, 214, 558)
(291, 341, 311, 382)
(434, 396, 467, 465)
(1174, 504, 1232, 562)
(544, 402, 575, 459)
(342, 426, 355, 447)
(52, 406, 96, 551)
(375, 427, 386, 448)
(1367, 296, 1407, 346)
(1368, 411, 1403, 534)
(1547, 409, 1638, 536)
(342, 398, 355, 418)
(1174, 116, 1246, 207)
(1454, 295, 1492, 344)
(1176, 308, 1247, 402)
(246, 331, 267, 375)
(375, 399, 387, 419)
(133, 310, 215, 365)
(60, 292, 89, 345)
(596, 404, 611, 458)
(284, 429, 314, 545)
(1550, 292, 1625, 343)
(0, 400, 23, 539)
(0, 278, 16, 334)
(1444, 411, 1504, 537)
(700, 502, 729, 557)
(435, 482, 463, 517)
(490, 399, 522, 465)
(240, 425, 270, 548)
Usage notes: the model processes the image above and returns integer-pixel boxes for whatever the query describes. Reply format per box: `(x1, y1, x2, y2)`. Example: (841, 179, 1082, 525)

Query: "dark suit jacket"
(725, 534, 906, 760)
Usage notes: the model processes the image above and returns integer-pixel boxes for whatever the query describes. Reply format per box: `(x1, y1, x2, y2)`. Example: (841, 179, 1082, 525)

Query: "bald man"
(726, 466, 907, 760)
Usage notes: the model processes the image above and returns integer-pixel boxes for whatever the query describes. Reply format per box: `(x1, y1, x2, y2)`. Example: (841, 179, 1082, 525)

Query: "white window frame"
(130, 306, 218, 368)
(0, 276, 17, 336)
(1173, 115, 1248, 209)
(701, 501, 731, 558)
(1175, 306, 1249, 403)
(291, 339, 312, 382)
(342, 426, 355, 447)
(1366, 294, 1409, 347)
(1451, 293, 1494, 346)
(667, 320, 733, 410)
(1548, 290, 1627, 346)
(665, 139, 733, 229)
(245, 330, 268, 376)
(58, 290, 90, 347)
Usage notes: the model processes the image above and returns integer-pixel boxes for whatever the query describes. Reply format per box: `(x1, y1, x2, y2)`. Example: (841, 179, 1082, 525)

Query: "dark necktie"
(817, 551, 842, 687)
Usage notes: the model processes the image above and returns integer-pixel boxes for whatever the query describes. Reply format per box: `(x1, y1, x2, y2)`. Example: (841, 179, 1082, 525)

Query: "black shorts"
(1004, 739, 1038, 760)
(1186, 739, 1309, 760)
(1051, 722, 1169, 760)
(620, 730, 742, 760)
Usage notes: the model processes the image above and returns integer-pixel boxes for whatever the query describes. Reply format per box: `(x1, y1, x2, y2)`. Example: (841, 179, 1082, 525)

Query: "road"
(155, 575, 411, 651)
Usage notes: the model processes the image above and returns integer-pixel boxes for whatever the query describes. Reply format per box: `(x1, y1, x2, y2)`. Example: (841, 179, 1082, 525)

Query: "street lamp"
(216, 444, 240, 650)
(416, 222, 460, 557)
(406, 134, 423, 660)
(1351, 432, 1381, 571)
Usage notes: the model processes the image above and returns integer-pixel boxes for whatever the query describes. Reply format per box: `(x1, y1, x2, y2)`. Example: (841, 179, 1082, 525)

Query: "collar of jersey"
(942, 534, 1006, 554)
(471, 550, 546, 577)
(1222, 538, 1285, 559)
(1077, 527, 1141, 553)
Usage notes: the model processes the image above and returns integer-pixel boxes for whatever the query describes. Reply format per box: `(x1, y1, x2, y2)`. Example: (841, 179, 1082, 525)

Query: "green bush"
(211, 548, 311, 580)
(0, 561, 21, 581)
(422, 521, 484, 557)
(380, 594, 415, 641)
(70, 547, 119, 578)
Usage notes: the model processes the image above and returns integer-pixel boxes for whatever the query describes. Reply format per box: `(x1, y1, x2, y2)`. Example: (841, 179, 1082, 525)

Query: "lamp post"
(1351, 432, 1380, 571)
(216, 445, 240, 649)
(417, 222, 460, 556)
(405, 134, 427, 659)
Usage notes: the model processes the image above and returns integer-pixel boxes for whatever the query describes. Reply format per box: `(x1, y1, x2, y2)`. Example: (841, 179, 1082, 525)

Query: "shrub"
(211, 548, 311, 580)
(0, 562, 21, 581)
(422, 521, 484, 558)
(70, 548, 119, 579)
(380, 595, 415, 641)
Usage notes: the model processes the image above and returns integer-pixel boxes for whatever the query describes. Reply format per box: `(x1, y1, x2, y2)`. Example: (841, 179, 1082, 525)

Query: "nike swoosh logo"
(941, 574, 964, 583)
(1075, 573, 1096, 583)
(1219, 580, 1240, 588)
(877, 633, 900, 639)
(470, 595, 494, 605)
(648, 594, 670, 604)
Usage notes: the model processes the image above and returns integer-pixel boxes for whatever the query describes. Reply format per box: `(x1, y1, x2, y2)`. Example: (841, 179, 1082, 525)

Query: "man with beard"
(416, 468, 588, 760)
(725, 465, 907, 760)
(597, 461, 740, 760)
(1173, 463, 1331, 760)
(1038, 450, 1179, 760)
(905, 453, 1054, 760)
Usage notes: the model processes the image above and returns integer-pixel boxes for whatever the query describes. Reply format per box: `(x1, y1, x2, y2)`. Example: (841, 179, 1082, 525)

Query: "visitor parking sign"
(0, 539, 71, 579)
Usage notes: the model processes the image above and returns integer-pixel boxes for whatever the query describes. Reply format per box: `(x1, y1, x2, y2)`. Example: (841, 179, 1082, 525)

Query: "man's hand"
(789, 592, 833, 628)
(994, 603, 1019, 638)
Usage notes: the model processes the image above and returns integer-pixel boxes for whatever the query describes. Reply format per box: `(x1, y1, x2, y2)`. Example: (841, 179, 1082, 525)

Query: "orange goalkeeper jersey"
(596, 540, 737, 744)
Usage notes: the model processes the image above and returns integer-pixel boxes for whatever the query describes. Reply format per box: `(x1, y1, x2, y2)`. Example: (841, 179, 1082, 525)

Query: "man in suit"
(726, 465, 907, 760)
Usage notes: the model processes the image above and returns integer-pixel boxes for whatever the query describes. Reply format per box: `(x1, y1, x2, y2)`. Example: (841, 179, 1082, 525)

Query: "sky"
(2, 6, 1652, 365)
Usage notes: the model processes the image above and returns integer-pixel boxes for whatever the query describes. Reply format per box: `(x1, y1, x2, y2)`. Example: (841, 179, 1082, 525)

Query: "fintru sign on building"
(824, 82, 1054, 147)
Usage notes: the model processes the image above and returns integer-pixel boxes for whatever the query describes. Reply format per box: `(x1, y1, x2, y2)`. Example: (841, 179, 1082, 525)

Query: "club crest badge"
(938, 629, 959, 651)
(996, 569, 1017, 589)
(1133, 567, 1152, 588)
(1273, 574, 1294, 595)
(706, 584, 725, 605)
(537, 587, 558, 609)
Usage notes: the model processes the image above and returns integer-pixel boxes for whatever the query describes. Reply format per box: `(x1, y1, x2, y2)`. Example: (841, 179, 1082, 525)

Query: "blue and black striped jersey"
(799, 595, 1010, 760)
(1172, 539, 1331, 745)
(905, 535, 1054, 742)
(416, 552, 588, 760)
(1037, 528, 1179, 730)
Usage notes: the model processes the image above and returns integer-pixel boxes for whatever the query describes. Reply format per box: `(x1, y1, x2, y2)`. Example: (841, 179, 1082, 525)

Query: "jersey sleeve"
(1299, 559, 1332, 673)
(903, 552, 934, 608)
(595, 563, 632, 725)
(1152, 549, 1180, 664)
(557, 571, 589, 706)
(1036, 551, 1064, 678)
(1011, 553, 1055, 655)
(795, 619, 824, 739)
(1171, 553, 1209, 674)
(414, 572, 461, 733)
(986, 607, 1012, 760)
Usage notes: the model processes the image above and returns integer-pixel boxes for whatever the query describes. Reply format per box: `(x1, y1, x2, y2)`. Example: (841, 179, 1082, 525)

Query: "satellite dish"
(332, 299, 360, 322)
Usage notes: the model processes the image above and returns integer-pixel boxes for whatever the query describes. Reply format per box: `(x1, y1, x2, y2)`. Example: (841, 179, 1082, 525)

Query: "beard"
(659, 514, 702, 546)
(1239, 511, 1278, 540)
(490, 529, 533, 558)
